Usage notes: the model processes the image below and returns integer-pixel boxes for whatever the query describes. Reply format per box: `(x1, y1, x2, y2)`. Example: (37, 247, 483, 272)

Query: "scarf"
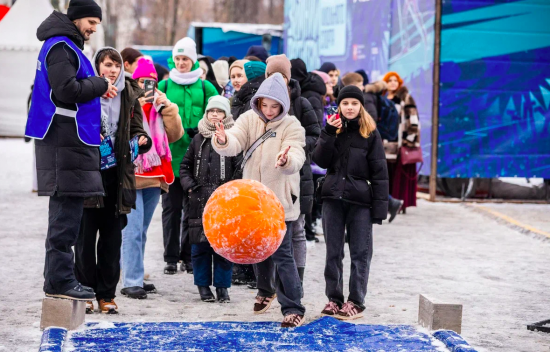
(169, 67, 203, 86)
(92, 47, 126, 146)
(134, 101, 172, 173)
(198, 115, 235, 139)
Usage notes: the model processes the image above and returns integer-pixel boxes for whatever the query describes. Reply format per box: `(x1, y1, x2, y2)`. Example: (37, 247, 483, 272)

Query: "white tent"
(0, 0, 53, 137)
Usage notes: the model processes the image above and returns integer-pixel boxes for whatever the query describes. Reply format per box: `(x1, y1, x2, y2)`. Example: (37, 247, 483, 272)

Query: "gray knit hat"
(205, 96, 232, 119)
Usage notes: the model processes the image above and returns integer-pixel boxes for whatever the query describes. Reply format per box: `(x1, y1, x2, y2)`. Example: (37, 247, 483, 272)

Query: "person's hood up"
(300, 73, 326, 96)
(288, 78, 301, 101)
(37, 11, 85, 49)
(198, 57, 217, 84)
(245, 45, 269, 63)
(251, 73, 290, 123)
(290, 58, 308, 83)
(92, 47, 126, 93)
(364, 80, 387, 94)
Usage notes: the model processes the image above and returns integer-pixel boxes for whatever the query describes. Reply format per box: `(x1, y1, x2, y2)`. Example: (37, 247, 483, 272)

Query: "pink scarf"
(135, 105, 172, 173)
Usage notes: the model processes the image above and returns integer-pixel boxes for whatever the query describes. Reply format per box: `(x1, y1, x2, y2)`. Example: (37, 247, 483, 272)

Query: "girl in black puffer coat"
(312, 86, 388, 321)
(180, 96, 239, 303)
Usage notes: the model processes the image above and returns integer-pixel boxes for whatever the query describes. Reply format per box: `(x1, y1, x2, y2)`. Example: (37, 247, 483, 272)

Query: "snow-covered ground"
(1, 138, 549, 352)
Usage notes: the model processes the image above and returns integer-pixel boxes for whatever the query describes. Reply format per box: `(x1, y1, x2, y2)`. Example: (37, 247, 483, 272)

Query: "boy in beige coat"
(212, 73, 306, 328)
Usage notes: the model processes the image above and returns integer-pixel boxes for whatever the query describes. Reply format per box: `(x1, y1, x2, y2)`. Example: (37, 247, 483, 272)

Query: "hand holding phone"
(143, 79, 156, 102)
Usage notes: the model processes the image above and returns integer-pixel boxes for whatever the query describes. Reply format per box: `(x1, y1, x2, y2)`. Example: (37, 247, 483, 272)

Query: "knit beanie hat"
(265, 54, 291, 82)
(319, 62, 337, 74)
(355, 69, 369, 85)
(212, 60, 230, 88)
(290, 58, 308, 83)
(67, 0, 102, 21)
(245, 45, 269, 63)
(229, 59, 249, 75)
(132, 58, 158, 81)
(312, 70, 330, 84)
(337, 85, 364, 106)
(172, 37, 198, 63)
(244, 61, 267, 81)
(205, 96, 232, 118)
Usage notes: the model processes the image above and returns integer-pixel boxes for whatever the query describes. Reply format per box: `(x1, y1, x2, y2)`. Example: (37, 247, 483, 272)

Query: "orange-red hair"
(382, 71, 404, 90)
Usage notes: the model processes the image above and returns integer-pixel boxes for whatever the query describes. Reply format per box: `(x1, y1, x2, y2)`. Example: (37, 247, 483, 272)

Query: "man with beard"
(25, 0, 117, 301)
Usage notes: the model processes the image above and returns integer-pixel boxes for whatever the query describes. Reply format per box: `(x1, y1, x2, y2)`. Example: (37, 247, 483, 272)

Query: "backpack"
(376, 95, 399, 142)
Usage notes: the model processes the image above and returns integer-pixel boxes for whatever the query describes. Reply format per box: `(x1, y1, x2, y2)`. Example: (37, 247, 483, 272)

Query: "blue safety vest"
(25, 36, 101, 146)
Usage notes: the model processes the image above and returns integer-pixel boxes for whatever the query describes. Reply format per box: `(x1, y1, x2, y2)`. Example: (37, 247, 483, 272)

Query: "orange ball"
(203, 179, 287, 264)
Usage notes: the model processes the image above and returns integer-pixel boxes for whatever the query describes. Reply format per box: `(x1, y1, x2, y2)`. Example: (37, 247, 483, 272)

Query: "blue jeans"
(121, 188, 161, 288)
(192, 242, 233, 288)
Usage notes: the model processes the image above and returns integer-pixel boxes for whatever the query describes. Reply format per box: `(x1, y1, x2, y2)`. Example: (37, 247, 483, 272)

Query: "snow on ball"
(203, 179, 287, 264)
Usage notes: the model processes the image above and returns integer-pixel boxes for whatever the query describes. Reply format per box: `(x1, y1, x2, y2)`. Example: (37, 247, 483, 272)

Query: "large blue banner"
(284, 0, 392, 80)
(438, 0, 550, 178)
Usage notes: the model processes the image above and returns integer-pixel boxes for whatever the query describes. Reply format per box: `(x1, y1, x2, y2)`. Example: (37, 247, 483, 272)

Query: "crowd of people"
(26, 0, 421, 328)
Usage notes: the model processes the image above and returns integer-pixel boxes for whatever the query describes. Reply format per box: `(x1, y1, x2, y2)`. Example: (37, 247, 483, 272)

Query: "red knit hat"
(382, 71, 403, 89)
(132, 57, 158, 81)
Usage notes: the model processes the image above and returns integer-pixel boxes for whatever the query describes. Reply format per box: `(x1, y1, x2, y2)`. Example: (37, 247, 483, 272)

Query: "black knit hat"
(337, 85, 364, 106)
(67, 0, 102, 21)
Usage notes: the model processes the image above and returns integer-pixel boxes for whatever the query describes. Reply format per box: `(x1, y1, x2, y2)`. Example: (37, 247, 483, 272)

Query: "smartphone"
(143, 79, 156, 102)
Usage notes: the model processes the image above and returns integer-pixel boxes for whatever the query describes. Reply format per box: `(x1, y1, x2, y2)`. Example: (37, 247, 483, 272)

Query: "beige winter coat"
(212, 109, 306, 222)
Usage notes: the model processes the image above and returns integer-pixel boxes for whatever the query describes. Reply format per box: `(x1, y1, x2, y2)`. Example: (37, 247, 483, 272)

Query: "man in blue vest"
(26, 0, 118, 301)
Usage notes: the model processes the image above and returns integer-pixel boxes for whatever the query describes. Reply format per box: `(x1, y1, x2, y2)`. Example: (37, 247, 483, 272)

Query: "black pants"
(43, 196, 84, 294)
(322, 199, 373, 309)
(74, 176, 127, 300)
(254, 221, 305, 316)
(162, 178, 191, 264)
(305, 174, 324, 240)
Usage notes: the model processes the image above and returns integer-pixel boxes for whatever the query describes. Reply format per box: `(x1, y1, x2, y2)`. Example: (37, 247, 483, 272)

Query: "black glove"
(186, 128, 198, 139)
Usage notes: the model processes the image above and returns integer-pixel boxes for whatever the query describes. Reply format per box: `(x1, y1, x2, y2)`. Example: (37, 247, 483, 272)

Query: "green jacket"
(158, 60, 218, 177)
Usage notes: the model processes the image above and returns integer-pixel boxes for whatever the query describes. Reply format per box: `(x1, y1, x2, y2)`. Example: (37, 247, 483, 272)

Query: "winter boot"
(121, 286, 147, 299)
(216, 288, 230, 303)
(85, 301, 94, 314)
(198, 286, 215, 302)
(98, 298, 118, 314)
(164, 262, 177, 275)
(180, 262, 193, 274)
(388, 197, 404, 223)
(45, 283, 95, 301)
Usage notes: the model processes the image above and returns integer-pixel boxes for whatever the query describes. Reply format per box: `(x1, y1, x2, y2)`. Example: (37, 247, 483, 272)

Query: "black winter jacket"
(288, 79, 321, 214)
(84, 77, 152, 216)
(299, 73, 327, 127)
(363, 92, 378, 120)
(180, 135, 239, 244)
(230, 76, 265, 120)
(34, 11, 109, 197)
(312, 119, 389, 220)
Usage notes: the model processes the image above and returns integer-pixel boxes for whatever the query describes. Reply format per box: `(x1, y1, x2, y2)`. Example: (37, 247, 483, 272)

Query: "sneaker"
(85, 301, 94, 314)
(388, 197, 404, 223)
(321, 301, 341, 316)
(216, 287, 230, 303)
(120, 286, 147, 299)
(247, 281, 257, 290)
(198, 286, 216, 302)
(164, 263, 177, 275)
(143, 283, 157, 294)
(253, 294, 276, 314)
(336, 301, 364, 320)
(98, 298, 118, 314)
(281, 314, 305, 328)
(45, 283, 95, 301)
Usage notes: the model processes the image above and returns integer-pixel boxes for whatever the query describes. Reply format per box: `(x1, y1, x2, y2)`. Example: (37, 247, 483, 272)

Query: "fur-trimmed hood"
(364, 80, 387, 94)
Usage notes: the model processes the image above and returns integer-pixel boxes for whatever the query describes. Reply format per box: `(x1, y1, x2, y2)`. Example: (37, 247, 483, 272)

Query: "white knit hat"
(212, 60, 230, 88)
(172, 37, 198, 63)
(205, 96, 232, 118)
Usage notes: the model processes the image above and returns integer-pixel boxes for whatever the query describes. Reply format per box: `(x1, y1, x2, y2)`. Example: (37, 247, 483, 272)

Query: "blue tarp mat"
(67, 317, 450, 351)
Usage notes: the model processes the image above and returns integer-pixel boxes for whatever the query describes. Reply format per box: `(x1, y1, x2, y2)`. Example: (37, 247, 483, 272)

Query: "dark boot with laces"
(198, 286, 215, 302)
(46, 283, 95, 301)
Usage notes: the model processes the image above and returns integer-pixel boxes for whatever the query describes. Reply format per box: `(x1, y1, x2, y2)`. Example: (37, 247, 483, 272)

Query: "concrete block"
(40, 298, 86, 330)
(418, 294, 462, 333)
